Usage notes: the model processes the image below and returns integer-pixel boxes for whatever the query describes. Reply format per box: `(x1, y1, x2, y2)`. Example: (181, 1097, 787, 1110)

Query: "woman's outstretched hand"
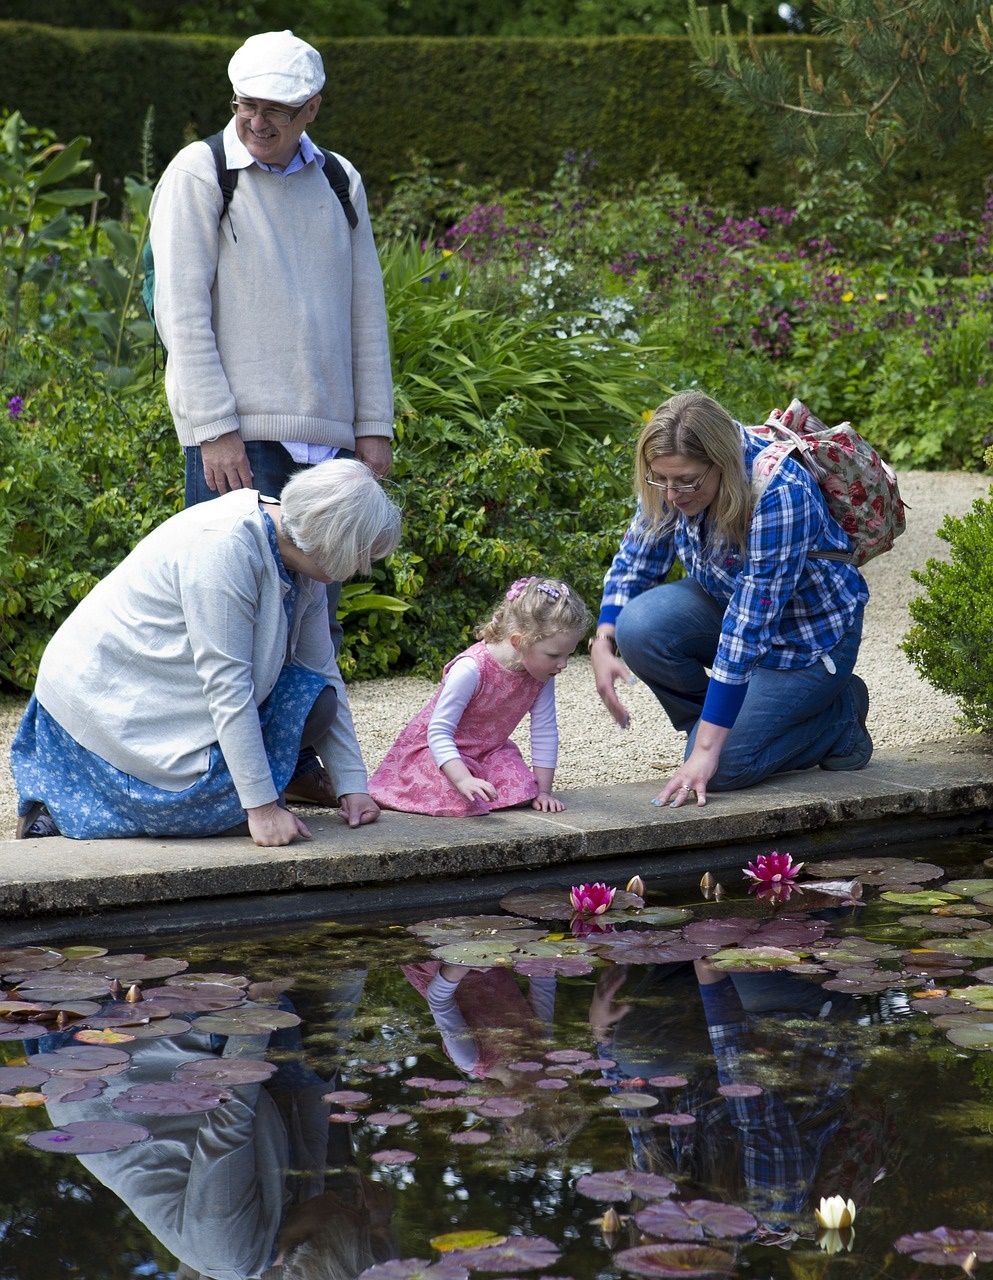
(590, 638, 634, 729)
(247, 801, 313, 846)
(654, 733, 727, 809)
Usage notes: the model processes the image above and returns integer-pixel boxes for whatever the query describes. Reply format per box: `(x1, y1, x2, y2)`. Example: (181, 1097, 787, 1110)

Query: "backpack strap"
(318, 146, 359, 229)
(203, 132, 358, 230)
(204, 131, 238, 219)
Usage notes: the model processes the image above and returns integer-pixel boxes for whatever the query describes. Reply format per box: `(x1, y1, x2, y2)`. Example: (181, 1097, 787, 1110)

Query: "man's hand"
(354, 437, 393, 478)
(201, 432, 254, 494)
(338, 792, 381, 827)
(247, 801, 312, 846)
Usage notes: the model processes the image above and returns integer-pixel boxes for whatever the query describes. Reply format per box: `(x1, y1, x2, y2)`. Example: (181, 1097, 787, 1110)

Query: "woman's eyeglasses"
(645, 462, 715, 495)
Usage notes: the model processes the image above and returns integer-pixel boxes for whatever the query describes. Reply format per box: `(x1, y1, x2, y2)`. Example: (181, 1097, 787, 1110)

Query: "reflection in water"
(7, 835, 993, 1278)
(592, 957, 877, 1249)
(38, 973, 398, 1280)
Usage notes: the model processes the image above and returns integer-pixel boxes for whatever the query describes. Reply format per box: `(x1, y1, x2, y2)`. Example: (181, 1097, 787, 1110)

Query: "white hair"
(279, 458, 402, 581)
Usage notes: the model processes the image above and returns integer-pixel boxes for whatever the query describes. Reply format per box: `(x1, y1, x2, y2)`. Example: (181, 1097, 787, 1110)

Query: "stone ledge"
(1, 736, 990, 921)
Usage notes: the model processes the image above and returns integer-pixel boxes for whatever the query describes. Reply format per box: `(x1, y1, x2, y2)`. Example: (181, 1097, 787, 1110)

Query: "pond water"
(4, 832, 993, 1279)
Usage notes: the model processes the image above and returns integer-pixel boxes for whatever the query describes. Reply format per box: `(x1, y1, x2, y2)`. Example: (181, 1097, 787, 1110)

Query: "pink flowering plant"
(742, 851, 804, 888)
(569, 882, 616, 916)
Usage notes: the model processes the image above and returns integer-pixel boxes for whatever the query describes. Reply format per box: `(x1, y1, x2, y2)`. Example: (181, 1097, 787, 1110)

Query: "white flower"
(814, 1195, 856, 1230)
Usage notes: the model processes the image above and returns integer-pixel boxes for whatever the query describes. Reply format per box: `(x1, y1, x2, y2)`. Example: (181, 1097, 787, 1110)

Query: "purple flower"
(742, 851, 804, 886)
(569, 882, 616, 915)
(7, 395, 24, 420)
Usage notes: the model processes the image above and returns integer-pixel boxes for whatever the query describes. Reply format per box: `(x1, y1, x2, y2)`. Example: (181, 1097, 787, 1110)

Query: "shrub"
(0, 333, 181, 689)
(903, 490, 993, 732)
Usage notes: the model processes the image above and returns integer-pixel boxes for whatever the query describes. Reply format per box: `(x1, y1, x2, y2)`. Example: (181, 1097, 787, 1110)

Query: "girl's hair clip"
(506, 576, 569, 602)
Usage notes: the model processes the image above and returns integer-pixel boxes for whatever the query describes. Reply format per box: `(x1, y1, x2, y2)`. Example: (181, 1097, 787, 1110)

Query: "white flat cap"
(228, 30, 325, 105)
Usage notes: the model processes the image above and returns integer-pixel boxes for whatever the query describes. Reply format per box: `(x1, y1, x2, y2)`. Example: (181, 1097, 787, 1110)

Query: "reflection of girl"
(404, 961, 556, 1084)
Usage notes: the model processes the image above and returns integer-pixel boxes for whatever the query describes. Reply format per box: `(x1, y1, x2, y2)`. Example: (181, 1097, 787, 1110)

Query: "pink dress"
(369, 641, 544, 816)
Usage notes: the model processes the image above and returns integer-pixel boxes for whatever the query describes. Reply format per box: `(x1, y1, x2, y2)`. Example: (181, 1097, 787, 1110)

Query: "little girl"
(369, 576, 591, 816)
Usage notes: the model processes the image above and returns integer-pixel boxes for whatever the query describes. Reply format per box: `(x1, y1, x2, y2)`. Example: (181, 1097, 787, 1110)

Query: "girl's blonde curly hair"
(477, 576, 592, 650)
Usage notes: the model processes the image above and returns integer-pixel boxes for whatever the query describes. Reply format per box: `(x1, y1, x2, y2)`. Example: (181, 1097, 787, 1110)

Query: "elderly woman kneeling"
(12, 459, 401, 846)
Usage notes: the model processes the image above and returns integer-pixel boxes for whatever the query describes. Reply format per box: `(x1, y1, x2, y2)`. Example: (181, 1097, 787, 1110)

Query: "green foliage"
(0, 334, 181, 690)
(688, 0, 993, 175)
(376, 409, 631, 676)
(0, 110, 105, 376)
(903, 491, 993, 732)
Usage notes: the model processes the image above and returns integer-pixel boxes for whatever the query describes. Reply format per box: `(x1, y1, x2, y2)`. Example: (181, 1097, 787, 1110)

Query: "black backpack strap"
(205, 131, 238, 218)
(319, 147, 359, 229)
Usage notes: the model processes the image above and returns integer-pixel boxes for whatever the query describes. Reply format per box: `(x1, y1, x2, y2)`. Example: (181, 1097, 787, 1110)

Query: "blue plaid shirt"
(600, 425, 868, 687)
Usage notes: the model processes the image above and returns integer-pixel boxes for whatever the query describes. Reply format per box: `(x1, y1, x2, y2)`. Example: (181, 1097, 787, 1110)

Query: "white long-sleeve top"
(35, 491, 368, 807)
(426, 656, 559, 770)
(148, 119, 394, 450)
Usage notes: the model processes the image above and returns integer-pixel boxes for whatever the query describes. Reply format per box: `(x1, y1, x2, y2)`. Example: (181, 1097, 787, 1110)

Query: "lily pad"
(358, 1260, 470, 1280)
(575, 1170, 676, 1203)
(880, 890, 961, 907)
(366, 1111, 413, 1127)
(513, 955, 593, 978)
(499, 888, 643, 921)
(0, 1066, 49, 1089)
(805, 857, 944, 885)
(449, 1129, 491, 1145)
(603, 1092, 660, 1109)
(112, 1082, 230, 1115)
(25, 1120, 150, 1154)
(174, 1057, 278, 1085)
(370, 1148, 418, 1164)
(443, 1234, 559, 1271)
(634, 1199, 757, 1241)
(893, 1226, 993, 1265)
(614, 1243, 736, 1277)
(708, 946, 802, 971)
(430, 1232, 507, 1253)
(430, 942, 518, 968)
(190, 1005, 301, 1035)
(472, 1096, 528, 1118)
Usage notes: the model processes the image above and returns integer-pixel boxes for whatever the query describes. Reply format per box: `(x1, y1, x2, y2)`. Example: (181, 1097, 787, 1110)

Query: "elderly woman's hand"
(247, 801, 313, 846)
(338, 792, 381, 827)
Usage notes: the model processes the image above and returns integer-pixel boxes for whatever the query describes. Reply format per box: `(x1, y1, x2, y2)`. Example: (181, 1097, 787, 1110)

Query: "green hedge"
(2, 22, 992, 216)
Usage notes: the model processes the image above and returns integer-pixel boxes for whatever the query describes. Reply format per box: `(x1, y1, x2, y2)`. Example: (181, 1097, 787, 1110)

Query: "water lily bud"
(814, 1195, 856, 1230)
(626, 875, 646, 898)
(125, 984, 143, 1003)
(700, 871, 716, 896)
(601, 1207, 622, 1235)
(712, 882, 725, 901)
(109, 978, 123, 999)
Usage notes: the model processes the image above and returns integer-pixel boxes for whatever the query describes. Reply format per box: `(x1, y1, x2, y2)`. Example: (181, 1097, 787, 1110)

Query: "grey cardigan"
(36, 491, 368, 808)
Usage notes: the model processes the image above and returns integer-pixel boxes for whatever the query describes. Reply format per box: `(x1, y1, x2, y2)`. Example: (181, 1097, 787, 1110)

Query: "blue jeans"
(614, 576, 865, 791)
(184, 440, 343, 654)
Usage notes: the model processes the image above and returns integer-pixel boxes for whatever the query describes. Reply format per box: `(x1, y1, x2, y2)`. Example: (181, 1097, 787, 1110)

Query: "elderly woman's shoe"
(284, 765, 338, 807)
(16, 803, 60, 838)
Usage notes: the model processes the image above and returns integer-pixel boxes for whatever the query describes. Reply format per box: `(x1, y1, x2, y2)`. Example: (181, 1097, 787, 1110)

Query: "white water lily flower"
(814, 1195, 856, 1230)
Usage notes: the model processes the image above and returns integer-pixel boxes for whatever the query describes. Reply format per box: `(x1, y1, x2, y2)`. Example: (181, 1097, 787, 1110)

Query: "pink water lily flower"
(569, 882, 616, 915)
(742, 851, 804, 885)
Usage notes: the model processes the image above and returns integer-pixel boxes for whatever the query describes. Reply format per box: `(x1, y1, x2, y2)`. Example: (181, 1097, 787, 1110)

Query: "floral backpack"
(750, 398, 907, 568)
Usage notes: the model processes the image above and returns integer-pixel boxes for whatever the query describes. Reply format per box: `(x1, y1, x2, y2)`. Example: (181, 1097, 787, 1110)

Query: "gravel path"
(1, 470, 989, 837)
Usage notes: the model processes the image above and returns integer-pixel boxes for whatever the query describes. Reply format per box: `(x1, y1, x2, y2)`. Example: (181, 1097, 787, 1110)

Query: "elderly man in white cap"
(148, 30, 395, 806)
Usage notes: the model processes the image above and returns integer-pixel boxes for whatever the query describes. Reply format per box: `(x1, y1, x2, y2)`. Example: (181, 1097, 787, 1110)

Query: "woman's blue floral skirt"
(11, 664, 328, 839)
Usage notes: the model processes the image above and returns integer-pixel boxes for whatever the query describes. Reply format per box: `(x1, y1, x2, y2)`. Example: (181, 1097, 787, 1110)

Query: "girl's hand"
(456, 775, 498, 803)
(532, 791, 564, 813)
(247, 801, 312, 846)
(590, 636, 634, 729)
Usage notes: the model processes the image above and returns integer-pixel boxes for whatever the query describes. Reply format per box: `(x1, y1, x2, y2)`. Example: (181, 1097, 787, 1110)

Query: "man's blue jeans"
(184, 440, 343, 654)
(614, 577, 865, 791)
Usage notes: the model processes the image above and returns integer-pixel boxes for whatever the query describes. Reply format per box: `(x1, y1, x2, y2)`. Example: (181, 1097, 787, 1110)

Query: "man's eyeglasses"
(645, 462, 715, 495)
(231, 98, 307, 127)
